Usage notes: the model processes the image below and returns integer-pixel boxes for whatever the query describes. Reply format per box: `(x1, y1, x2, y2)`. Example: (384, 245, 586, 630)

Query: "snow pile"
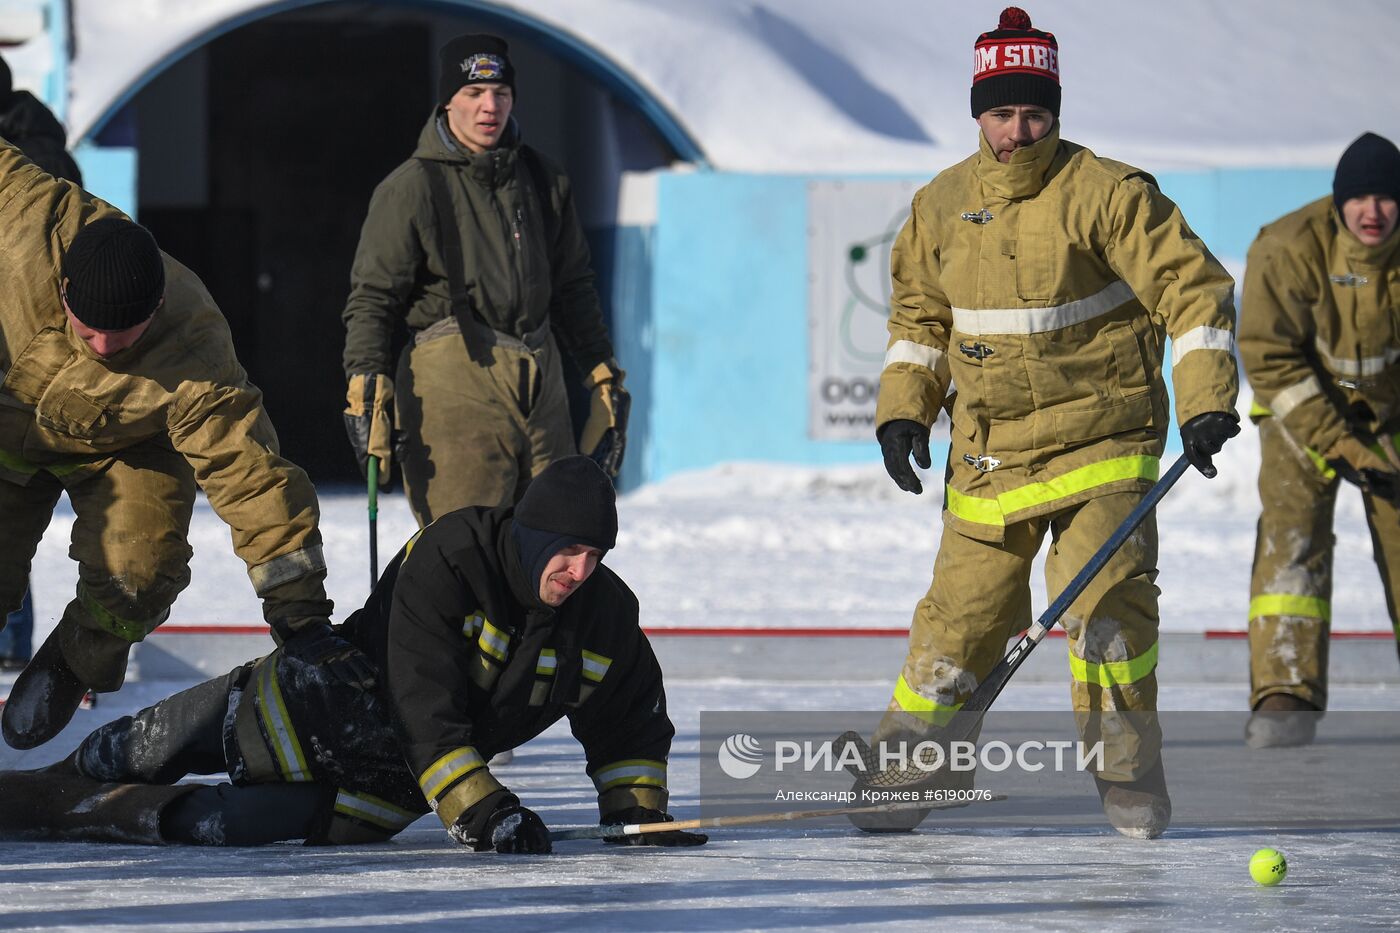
(64, 0, 1400, 173)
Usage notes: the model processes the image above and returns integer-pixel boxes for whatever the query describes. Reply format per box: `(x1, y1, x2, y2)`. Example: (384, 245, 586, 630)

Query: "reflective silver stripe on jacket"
(951, 280, 1135, 336)
(1171, 326, 1236, 366)
(1313, 338, 1400, 379)
(1270, 376, 1323, 418)
(882, 339, 947, 375)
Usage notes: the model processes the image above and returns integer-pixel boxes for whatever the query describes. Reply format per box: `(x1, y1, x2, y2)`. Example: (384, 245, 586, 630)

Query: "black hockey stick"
(842, 452, 1191, 776)
(953, 452, 1190, 726)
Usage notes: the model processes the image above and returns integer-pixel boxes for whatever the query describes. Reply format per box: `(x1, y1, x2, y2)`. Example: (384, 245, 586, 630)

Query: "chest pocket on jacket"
(1013, 202, 1061, 301)
(36, 387, 110, 439)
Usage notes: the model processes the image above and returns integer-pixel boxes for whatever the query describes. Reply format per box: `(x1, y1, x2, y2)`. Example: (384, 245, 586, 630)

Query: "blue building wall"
(642, 167, 1336, 483)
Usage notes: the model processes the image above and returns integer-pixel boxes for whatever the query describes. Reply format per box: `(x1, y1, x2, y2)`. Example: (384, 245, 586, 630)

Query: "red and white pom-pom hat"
(971, 7, 1060, 118)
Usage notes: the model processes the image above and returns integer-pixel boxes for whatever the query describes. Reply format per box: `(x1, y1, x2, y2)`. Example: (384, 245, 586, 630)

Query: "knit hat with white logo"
(438, 34, 515, 108)
(971, 7, 1060, 118)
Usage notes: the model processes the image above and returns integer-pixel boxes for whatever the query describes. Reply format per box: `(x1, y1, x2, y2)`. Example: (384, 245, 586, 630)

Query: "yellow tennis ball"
(1249, 848, 1287, 886)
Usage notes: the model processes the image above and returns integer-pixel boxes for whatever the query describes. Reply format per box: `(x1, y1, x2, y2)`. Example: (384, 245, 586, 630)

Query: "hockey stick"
(548, 793, 1007, 842)
(367, 455, 380, 588)
(842, 452, 1192, 777)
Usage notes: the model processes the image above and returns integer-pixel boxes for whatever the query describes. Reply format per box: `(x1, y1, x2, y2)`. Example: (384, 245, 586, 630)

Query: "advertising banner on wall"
(807, 179, 923, 440)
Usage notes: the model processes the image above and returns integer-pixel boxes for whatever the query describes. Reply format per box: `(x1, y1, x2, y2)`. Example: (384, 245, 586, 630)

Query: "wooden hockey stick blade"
(548, 793, 1007, 842)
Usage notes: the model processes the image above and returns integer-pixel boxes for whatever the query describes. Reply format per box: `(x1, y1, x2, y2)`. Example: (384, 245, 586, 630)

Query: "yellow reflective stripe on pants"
(1249, 594, 1330, 622)
(255, 660, 312, 781)
(0, 447, 92, 479)
(592, 759, 667, 792)
(946, 455, 1160, 527)
(892, 674, 962, 726)
(1068, 641, 1159, 688)
(419, 746, 487, 801)
(333, 789, 421, 832)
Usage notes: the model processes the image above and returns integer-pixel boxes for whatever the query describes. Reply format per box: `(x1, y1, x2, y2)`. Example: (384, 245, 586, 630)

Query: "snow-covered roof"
(63, 0, 1400, 174)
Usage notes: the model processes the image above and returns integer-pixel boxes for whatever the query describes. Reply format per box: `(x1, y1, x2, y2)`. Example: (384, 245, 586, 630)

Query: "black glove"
(455, 790, 553, 854)
(283, 623, 378, 691)
(1334, 465, 1400, 502)
(878, 420, 932, 494)
(600, 806, 707, 847)
(1180, 411, 1240, 479)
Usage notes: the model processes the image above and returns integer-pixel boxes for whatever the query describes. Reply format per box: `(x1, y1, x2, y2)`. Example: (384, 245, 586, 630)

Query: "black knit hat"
(1333, 132, 1400, 212)
(512, 456, 618, 590)
(438, 34, 515, 108)
(62, 217, 166, 330)
(971, 7, 1061, 118)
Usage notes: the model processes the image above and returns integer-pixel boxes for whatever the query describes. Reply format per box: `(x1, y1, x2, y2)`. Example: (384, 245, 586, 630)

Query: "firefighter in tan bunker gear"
(867, 8, 1240, 839)
(1239, 132, 1400, 749)
(0, 139, 355, 751)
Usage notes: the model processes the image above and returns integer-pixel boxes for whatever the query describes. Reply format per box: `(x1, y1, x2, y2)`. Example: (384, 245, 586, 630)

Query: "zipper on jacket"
(491, 151, 525, 315)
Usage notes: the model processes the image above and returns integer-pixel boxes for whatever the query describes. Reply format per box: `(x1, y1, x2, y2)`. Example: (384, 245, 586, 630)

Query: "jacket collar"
(976, 124, 1061, 200)
(498, 516, 555, 614)
(1333, 205, 1400, 270)
(416, 112, 521, 190)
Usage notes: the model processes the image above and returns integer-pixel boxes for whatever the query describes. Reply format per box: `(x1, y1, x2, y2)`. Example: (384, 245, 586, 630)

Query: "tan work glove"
(579, 360, 631, 479)
(343, 373, 396, 486)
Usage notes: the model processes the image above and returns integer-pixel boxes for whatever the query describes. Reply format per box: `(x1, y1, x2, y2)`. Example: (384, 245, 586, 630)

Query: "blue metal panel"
(71, 143, 138, 217)
(650, 172, 881, 482)
(642, 167, 1341, 483)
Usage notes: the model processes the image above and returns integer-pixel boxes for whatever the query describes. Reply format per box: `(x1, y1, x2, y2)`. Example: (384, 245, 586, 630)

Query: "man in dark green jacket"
(0, 458, 702, 852)
(342, 34, 629, 527)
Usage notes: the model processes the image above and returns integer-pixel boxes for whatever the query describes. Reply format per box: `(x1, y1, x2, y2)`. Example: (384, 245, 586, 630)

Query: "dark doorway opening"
(106, 2, 680, 483)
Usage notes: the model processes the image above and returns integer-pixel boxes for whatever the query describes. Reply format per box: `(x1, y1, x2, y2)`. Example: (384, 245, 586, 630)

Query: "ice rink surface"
(1, 677, 1397, 932)
(5, 445, 1400, 930)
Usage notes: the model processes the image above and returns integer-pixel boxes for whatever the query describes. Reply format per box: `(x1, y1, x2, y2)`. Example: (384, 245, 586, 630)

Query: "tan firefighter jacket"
(0, 138, 329, 635)
(877, 127, 1239, 542)
(1239, 196, 1400, 459)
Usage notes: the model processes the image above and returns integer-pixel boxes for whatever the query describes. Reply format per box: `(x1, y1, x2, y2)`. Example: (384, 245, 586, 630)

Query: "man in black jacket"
(0, 457, 702, 852)
(0, 54, 83, 184)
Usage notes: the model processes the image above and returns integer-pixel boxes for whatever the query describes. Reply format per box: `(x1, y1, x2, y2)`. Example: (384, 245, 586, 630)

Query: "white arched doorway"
(69, 0, 700, 481)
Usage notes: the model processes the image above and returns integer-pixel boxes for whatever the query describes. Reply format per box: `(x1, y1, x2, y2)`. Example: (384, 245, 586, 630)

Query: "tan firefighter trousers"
(395, 319, 576, 526)
(0, 439, 195, 690)
(1248, 416, 1400, 710)
(879, 490, 1163, 783)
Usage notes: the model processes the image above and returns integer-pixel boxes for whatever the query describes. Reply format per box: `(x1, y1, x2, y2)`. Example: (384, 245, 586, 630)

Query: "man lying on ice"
(0, 456, 705, 852)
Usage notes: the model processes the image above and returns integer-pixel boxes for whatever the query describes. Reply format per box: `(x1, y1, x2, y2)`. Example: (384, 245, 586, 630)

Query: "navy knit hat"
(971, 7, 1061, 118)
(1333, 132, 1400, 212)
(438, 34, 515, 108)
(512, 456, 618, 590)
(62, 218, 165, 330)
